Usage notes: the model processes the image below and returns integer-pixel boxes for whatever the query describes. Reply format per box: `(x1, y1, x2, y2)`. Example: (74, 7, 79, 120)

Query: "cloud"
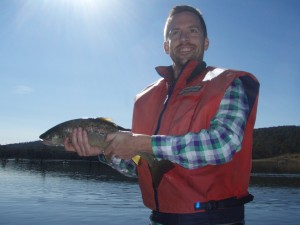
(14, 85, 34, 94)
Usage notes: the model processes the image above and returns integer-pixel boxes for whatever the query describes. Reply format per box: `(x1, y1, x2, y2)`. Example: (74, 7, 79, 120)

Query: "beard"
(170, 44, 204, 67)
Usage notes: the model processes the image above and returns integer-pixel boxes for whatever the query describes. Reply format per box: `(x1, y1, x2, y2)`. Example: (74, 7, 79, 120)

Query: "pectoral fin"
(150, 160, 174, 187)
(133, 153, 174, 187)
(132, 155, 141, 165)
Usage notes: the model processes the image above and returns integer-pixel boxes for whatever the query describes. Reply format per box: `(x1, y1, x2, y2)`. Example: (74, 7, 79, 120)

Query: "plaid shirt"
(99, 78, 249, 177)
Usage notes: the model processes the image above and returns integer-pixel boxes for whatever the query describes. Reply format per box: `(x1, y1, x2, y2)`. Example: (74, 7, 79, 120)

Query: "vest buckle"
(206, 200, 218, 210)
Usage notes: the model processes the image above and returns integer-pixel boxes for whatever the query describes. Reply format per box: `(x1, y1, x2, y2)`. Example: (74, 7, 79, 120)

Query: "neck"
(172, 60, 206, 80)
(172, 60, 198, 79)
(172, 64, 181, 79)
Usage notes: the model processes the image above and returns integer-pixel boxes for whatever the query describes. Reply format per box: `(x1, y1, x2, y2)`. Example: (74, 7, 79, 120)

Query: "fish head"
(39, 130, 64, 146)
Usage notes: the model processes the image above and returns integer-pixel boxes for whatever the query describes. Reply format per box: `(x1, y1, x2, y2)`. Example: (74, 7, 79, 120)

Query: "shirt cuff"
(151, 135, 174, 161)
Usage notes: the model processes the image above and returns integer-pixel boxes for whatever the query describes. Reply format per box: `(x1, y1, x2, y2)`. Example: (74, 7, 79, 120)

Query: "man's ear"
(164, 41, 170, 54)
(204, 38, 209, 51)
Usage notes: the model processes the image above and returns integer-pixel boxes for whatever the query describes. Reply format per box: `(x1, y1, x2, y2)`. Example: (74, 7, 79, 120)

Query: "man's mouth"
(178, 46, 193, 54)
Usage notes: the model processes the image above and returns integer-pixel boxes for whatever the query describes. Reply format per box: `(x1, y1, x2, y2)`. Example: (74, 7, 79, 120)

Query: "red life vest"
(132, 61, 259, 213)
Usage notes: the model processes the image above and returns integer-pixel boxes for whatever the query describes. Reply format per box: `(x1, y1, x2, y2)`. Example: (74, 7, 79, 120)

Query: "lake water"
(1, 159, 300, 225)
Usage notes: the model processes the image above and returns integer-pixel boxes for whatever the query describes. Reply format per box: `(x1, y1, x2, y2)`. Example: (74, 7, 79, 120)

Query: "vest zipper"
(154, 82, 175, 134)
(154, 61, 206, 135)
(154, 60, 191, 136)
(152, 79, 178, 212)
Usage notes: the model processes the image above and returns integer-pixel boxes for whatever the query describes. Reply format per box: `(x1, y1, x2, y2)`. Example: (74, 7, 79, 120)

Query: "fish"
(39, 117, 174, 187)
(39, 117, 126, 148)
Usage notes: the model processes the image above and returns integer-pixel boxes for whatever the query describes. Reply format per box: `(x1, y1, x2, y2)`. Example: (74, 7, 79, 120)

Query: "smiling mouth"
(178, 46, 194, 54)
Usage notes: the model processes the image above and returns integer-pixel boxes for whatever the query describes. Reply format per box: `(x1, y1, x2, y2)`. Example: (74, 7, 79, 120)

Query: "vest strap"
(194, 194, 254, 211)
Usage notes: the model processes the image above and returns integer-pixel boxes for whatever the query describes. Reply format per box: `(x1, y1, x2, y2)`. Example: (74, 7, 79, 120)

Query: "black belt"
(151, 204, 246, 225)
(194, 194, 254, 211)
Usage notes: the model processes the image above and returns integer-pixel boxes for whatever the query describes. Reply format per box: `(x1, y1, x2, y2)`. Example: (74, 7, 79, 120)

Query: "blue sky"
(0, 0, 299, 144)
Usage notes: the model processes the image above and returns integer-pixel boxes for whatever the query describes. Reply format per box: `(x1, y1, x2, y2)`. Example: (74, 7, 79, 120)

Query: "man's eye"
(190, 28, 200, 33)
(169, 30, 180, 38)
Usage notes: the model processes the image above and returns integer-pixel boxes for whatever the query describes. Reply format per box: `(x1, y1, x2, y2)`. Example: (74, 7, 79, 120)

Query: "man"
(64, 5, 259, 225)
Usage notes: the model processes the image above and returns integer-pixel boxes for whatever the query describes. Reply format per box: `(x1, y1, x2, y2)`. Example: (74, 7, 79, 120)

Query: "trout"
(39, 117, 174, 187)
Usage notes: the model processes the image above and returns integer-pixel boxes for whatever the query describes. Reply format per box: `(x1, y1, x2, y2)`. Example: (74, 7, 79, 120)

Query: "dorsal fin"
(97, 117, 131, 131)
(97, 117, 113, 122)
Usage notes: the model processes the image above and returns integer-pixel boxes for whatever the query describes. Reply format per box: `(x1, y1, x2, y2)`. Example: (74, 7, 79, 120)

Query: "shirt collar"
(155, 60, 207, 84)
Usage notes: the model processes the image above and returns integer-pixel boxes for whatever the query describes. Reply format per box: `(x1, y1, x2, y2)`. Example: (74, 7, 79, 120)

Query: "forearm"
(97, 133, 152, 177)
(152, 128, 244, 169)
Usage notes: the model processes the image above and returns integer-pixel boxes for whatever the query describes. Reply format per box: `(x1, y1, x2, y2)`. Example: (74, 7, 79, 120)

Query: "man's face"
(164, 11, 209, 67)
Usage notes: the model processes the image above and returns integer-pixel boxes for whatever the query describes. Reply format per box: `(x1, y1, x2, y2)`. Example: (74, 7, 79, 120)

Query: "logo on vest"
(179, 85, 202, 95)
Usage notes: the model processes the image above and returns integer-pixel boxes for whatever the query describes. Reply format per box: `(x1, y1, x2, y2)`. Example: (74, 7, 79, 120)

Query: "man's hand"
(64, 127, 103, 157)
(63, 128, 153, 159)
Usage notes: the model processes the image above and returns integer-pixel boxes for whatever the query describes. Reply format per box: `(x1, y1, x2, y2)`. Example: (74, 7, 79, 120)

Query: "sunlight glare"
(13, 0, 126, 51)
(57, 0, 102, 17)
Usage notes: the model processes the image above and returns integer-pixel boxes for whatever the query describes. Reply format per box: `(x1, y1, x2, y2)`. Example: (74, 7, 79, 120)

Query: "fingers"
(106, 132, 117, 142)
(64, 137, 75, 152)
(72, 128, 89, 156)
(64, 129, 137, 159)
(70, 128, 80, 153)
(62, 127, 86, 156)
(82, 129, 91, 152)
(64, 127, 102, 157)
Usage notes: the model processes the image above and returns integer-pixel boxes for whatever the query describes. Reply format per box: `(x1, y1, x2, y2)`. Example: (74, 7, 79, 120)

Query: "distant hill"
(0, 141, 97, 161)
(0, 126, 299, 160)
(252, 126, 300, 159)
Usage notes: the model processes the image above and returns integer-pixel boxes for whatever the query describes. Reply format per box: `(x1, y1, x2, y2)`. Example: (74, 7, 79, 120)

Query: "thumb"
(106, 132, 118, 142)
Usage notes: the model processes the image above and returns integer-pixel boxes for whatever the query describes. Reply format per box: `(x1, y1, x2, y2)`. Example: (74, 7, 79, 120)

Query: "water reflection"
(2, 159, 300, 187)
(0, 159, 148, 225)
(250, 173, 300, 187)
(1, 159, 137, 183)
(1, 159, 300, 225)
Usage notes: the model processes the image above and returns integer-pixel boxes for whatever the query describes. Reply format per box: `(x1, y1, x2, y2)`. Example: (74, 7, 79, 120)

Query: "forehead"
(168, 11, 202, 29)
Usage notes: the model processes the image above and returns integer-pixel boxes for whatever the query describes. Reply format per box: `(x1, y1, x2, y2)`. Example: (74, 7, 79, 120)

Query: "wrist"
(133, 134, 153, 155)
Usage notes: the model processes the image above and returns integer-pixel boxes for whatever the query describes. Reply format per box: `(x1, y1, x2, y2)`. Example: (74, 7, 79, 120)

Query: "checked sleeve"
(151, 78, 250, 169)
(98, 155, 137, 178)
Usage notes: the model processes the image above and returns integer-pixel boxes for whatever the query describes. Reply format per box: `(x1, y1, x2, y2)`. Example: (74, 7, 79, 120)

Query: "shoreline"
(252, 153, 300, 174)
(253, 153, 300, 163)
(2, 153, 300, 174)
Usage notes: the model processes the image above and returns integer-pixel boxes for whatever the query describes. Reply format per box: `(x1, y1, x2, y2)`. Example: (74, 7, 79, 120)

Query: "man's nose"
(180, 30, 190, 41)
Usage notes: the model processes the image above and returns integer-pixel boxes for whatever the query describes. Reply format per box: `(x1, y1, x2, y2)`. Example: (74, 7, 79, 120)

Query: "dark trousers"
(150, 205, 245, 225)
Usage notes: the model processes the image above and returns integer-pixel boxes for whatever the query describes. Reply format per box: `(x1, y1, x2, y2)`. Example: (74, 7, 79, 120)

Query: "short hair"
(164, 5, 208, 41)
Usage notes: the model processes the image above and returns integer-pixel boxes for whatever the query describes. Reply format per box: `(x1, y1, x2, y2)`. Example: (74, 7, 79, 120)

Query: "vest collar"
(155, 61, 207, 84)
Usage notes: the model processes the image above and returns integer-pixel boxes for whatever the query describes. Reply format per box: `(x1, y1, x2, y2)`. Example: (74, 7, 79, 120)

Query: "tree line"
(252, 125, 300, 159)
(0, 126, 299, 160)
(0, 141, 98, 161)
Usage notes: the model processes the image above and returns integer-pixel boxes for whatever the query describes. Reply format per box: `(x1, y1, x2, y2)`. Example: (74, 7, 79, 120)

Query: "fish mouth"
(40, 139, 53, 146)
